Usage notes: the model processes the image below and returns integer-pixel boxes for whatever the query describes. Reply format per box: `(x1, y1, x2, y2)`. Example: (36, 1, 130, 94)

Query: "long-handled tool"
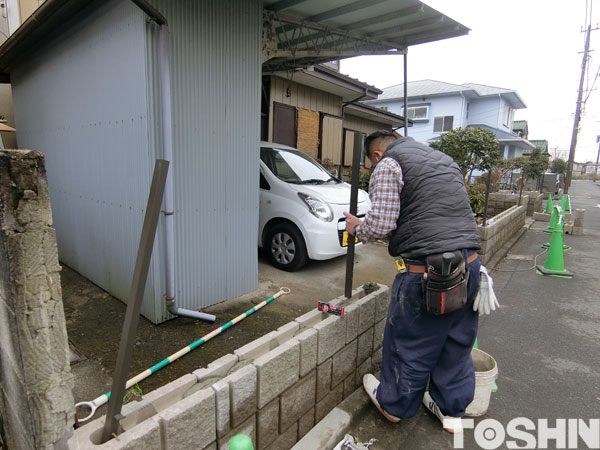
(75, 287, 290, 423)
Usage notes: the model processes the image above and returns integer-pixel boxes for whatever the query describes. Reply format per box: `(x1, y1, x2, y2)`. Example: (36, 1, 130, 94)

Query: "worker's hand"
(344, 212, 361, 236)
(473, 265, 499, 315)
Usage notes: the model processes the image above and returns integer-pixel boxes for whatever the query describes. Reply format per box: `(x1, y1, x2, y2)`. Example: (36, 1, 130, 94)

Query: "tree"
(516, 148, 549, 204)
(430, 127, 501, 180)
(550, 158, 567, 176)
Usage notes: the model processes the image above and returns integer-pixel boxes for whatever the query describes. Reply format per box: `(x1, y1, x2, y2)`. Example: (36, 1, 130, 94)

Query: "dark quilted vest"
(384, 137, 481, 258)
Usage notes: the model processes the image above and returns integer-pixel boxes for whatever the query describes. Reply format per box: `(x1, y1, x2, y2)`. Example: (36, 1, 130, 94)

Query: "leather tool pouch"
(422, 251, 469, 315)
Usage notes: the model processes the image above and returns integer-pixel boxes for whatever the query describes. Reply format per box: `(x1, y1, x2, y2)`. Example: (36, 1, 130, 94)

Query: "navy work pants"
(376, 250, 481, 418)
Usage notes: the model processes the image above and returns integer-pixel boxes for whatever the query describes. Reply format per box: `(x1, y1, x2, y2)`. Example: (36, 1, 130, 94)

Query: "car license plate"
(342, 231, 358, 247)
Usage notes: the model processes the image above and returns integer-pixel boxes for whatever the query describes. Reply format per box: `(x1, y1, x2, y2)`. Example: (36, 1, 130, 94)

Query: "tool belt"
(422, 251, 469, 315)
(396, 252, 477, 315)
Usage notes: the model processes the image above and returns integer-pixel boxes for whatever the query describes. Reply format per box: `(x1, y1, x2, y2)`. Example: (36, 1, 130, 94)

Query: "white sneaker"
(422, 391, 463, 433)
(362, 374, 401, 423)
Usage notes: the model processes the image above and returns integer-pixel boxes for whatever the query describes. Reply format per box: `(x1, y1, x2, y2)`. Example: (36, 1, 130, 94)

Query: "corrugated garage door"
(321, 115, 342, 164)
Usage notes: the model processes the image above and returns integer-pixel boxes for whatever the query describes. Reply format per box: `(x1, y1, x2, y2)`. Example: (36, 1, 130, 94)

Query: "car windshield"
(260, 147, 339, 184)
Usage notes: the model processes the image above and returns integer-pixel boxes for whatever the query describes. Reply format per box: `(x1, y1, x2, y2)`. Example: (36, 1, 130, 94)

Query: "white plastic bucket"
(465, 348, 498, 417)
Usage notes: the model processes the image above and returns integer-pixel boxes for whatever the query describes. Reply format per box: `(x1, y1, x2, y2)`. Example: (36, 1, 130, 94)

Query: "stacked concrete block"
(257, 398, 279, 449)
(158, 388, 216, 450)
(296, 328, 318, 377)
(522, 191, 543, 216)
(0, 150, 74, 450)
(218, 415, 256, 450)
(279, 370, 316, 431)
(573, 209, 585, 235)
(254, 339, 300, 408)
(69, 284, 390, 450)
(478, 205, 526, 264)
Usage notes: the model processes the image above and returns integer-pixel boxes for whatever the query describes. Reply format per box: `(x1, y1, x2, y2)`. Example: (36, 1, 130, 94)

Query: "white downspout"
(132, 0, 215, 322)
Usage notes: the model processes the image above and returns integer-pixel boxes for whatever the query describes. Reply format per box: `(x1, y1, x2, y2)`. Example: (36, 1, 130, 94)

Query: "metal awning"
(262, 0, 469, 72)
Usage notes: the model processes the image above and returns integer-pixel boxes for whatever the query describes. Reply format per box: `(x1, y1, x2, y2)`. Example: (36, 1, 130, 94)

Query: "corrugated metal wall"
(11, 0, 159, 319)
(12, 0, 262, 323)
(146, 0, 262, 319)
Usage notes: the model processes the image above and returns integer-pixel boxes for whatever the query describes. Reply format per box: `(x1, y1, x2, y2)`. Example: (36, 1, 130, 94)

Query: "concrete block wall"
(522, 191, 543, 216)
(0, 150, 75, 450)
(69, 285, 390, 450)
(478, 204, 527, 265)
(486, 192, 530, 217)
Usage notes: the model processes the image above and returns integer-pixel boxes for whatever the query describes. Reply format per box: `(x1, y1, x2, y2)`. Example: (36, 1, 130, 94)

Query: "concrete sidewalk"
(303, 180, 600, 450)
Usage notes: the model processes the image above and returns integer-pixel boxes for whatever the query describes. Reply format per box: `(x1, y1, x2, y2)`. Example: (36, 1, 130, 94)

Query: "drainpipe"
(131, 0, 215, 322)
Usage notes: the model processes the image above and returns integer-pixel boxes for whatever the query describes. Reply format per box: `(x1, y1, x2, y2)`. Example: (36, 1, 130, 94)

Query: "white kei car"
(258, 142, 371, 271)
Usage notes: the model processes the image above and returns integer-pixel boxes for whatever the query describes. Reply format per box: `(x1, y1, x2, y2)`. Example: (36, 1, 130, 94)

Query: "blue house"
(366, 80, 535, 162)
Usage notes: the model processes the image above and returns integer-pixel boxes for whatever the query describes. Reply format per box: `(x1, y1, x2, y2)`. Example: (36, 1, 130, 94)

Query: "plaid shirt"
(356, 157, 404, 242)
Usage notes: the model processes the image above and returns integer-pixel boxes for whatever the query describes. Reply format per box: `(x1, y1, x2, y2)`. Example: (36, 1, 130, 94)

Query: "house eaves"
(467, 124, 536, 150)
(462, 83, 527, 109)
(345, 102, 409, 128)
(272, 64, 381, 102)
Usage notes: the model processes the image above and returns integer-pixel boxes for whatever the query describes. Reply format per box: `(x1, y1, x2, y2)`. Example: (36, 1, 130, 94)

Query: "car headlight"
(298, 193, 333, 222)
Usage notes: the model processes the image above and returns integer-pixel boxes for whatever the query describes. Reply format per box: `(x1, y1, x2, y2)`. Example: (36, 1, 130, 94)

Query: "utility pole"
(565, 25, 593, 194)
(594, 135, 600, 182)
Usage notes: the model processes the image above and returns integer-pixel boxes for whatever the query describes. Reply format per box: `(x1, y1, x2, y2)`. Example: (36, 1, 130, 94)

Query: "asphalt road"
(343, 180, 600, 450)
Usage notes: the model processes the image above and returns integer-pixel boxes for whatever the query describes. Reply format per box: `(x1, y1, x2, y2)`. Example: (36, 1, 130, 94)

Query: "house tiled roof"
(372, 79, 527, 108)
(377, 80, 468, 100)
(530, 139, 549, 154)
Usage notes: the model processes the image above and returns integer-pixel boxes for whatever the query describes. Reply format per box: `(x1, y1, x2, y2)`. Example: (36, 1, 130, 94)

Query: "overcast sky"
(340, 0, 600, 163)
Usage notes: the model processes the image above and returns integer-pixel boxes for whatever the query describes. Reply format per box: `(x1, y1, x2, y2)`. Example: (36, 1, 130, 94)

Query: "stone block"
(343, 304, 359, 345)
(201, 444, 217, 450)
(295, 309, 322, 329)
(257, 398, 279, 450)
(272, 322, 300, 347)
(343, 372, 357, 399)
(235, 332, 276, 362)
(254, 339, 300, 408)
(120, 374, 197, 430)
(356, 357, 372, 387)
(88, 417, 161, 450)
(211, 378, 230, 438)
(331, 340, 357, 387)
(193, 353, 239, 389)
(296, 328, 318, 377)
(357, 327, 374, 364)
(314, 315, 346, 365)
(227, 364, 257, 427)
(356, 295, 376, 335)
(264, 423, 298, 450)
(572, 226, 583, 236)
(218, 415, 256, 450)
(574, 209, 585, 227)
(315, 382, 343, 423)
(372, 347, 383, 373)
(374, 289, 389, 323)
(298, 407, 315, 440)
(280, 370, 316, 431)
(373, 318, 386, 352)
(564, 222, 574, 234)
(316, 359, 332, 402)
(159, 387, 216, 450)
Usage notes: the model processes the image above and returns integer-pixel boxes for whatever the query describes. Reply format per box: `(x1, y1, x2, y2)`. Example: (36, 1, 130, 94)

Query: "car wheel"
(266, 223, 307, 271)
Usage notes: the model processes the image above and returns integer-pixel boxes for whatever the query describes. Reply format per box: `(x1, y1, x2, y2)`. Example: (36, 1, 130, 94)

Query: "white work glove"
(473, 265, 499, 315)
